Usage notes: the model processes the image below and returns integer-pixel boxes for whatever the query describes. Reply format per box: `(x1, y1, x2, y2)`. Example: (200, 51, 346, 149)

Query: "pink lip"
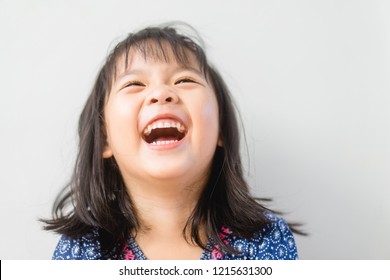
(146, 138, 185, 150)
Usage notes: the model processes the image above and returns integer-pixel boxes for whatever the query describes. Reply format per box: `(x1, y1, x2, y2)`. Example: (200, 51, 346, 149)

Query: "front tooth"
(152, 123, 158, 129)
(164, 122, 170, 128)
(157, 122, 163, 128)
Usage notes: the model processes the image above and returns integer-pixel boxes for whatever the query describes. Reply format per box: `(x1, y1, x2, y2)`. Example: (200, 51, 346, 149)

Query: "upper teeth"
(143, 120, 186, 136)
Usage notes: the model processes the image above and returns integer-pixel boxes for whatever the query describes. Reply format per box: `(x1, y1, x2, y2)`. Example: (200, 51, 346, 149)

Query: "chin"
(146, 161, 207, 187)
(147, 163, 191, 180)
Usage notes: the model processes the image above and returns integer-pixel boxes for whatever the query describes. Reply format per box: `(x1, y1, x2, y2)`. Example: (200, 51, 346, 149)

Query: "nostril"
(149, 95, 176, 104)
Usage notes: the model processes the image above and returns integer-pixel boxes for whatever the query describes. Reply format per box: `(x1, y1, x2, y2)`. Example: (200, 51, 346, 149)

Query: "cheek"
(202, 99, 219, 120)
(190, 87, 219, 115)
(104, 97, 140, 149)
(195, 93, 220, 142)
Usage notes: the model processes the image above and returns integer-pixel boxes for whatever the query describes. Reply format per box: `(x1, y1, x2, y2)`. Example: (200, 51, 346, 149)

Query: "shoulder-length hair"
(43, 23, 294, 255)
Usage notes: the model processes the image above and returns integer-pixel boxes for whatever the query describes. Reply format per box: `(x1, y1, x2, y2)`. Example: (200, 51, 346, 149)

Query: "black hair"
(42, 23, 303, 256)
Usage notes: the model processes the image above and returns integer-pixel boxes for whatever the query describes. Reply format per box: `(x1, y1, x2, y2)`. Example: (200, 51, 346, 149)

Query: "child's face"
(103, 47, 220, 189)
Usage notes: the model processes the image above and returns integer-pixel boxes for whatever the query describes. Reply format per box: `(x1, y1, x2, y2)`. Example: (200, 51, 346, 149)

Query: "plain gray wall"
(1, 0, 389, 259)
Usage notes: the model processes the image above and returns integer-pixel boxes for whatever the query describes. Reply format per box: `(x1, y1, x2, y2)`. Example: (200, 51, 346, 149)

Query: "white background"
(0, 0, 389, 259)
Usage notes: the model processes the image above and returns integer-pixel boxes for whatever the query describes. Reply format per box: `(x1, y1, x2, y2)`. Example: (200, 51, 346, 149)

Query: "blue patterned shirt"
(52, 212, 298, 260)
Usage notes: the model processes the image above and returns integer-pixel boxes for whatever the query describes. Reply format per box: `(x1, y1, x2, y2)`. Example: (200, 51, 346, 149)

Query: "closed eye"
(175, 77, 198, 85)
(119, 80, 146, 93)
(124, 80, 145, 87)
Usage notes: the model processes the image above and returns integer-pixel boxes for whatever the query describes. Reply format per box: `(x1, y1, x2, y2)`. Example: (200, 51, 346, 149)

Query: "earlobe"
(102, 146, 113, 158)
(217, 138, 223, 147)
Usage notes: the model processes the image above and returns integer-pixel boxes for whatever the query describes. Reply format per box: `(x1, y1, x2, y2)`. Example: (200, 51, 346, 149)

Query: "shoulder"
(223, 212, 299, 260)
(52, 228, 117, 260)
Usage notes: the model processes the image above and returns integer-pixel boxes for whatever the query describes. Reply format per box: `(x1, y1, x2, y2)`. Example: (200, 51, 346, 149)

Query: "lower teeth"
(151, 140, 178, 145)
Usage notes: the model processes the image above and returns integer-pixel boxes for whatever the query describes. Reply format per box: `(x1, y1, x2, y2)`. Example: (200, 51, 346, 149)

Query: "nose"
(147, 85, 179, 105)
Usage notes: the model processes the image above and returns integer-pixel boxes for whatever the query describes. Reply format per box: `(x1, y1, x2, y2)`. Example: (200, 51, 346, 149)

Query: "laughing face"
(103, 46, 220, 190)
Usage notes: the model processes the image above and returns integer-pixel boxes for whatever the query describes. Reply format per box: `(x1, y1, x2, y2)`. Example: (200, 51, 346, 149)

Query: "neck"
(124, 175, 206, 233)
(122, 176, 209, 259)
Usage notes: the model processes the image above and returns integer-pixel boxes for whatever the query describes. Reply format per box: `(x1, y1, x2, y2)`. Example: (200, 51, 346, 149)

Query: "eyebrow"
(117, 66, 203, 80)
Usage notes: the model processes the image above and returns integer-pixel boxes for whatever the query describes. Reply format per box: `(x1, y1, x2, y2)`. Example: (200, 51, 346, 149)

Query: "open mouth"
(142, 119, 187, 145)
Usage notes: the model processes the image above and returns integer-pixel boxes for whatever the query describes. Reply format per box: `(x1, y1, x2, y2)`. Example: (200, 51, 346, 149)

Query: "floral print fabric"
(53, 212, 298, 260)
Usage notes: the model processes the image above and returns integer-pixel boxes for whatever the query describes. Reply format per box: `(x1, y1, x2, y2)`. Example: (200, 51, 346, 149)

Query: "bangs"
(127, 40, 194, 67)
(108, 26, 208, 82)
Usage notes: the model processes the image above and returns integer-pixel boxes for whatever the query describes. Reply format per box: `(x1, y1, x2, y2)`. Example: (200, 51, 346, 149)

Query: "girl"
(43, 23, 300, 260)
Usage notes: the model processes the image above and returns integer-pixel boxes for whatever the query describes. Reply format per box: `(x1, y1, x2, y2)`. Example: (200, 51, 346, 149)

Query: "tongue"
(155, 136, 178, 142)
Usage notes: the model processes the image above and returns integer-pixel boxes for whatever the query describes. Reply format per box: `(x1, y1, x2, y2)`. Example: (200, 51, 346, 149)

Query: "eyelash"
(122, 77, 198, 89)
(175, 77, 197, 85)
(124, 81, 145, 88)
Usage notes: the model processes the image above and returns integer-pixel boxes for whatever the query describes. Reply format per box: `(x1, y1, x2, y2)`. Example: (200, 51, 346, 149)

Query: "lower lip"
(145, 137, 186, 151)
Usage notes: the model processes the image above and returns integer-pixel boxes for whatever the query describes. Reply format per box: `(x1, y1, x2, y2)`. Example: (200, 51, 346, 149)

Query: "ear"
(102, 145, 113, 158)
(217, 138, 223, 147)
